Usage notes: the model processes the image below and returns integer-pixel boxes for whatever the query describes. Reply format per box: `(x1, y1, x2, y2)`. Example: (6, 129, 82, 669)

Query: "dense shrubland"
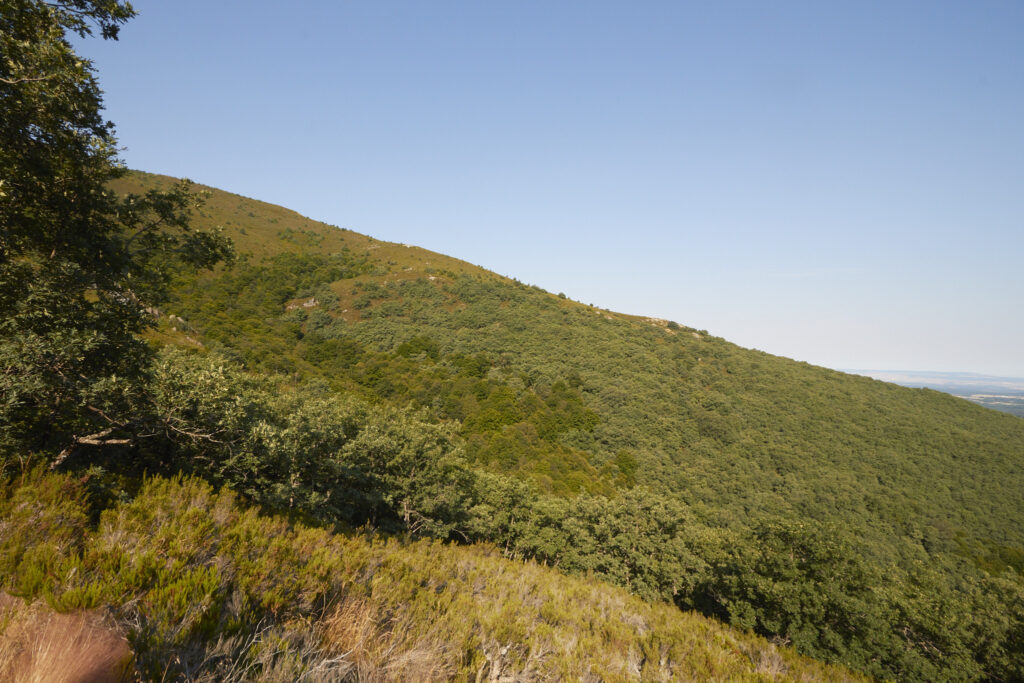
(0, 469, 864, 681)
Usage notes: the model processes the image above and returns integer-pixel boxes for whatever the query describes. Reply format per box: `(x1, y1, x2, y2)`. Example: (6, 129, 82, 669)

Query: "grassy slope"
(119, 171, 1024, 562)
(0, 470, 863, 682)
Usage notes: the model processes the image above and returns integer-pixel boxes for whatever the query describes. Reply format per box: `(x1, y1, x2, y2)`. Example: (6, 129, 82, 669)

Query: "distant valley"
(851, 370, 1024, 417)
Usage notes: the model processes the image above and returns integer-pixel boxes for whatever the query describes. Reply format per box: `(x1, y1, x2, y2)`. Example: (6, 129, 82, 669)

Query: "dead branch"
(50, 427, 131, 470)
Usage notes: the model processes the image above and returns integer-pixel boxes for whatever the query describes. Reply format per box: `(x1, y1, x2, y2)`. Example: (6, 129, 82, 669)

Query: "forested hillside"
(137, 172, 1024, 548)
(101, 171, 1024, 681)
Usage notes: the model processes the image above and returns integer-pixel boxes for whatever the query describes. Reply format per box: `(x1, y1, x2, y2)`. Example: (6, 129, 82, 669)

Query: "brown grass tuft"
(0, 593, 132, 683)
(319, 596, 455, 682)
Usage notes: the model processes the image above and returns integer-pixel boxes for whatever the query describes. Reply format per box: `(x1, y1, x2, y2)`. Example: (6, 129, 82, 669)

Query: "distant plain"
(851, 370, 1024, 417)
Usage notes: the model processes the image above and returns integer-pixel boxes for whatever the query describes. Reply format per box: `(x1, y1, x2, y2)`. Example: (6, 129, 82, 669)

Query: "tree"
(340, 404, 473, 538)
(0, 0, 232, 462)
(694, 519, 899, 678)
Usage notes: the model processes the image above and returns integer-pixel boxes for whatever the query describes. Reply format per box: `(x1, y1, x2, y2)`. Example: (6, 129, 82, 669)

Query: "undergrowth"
(0, 468, 863, 681)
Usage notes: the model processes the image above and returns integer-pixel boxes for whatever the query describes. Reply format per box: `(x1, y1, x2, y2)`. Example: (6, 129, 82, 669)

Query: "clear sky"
(76, 1, 1024, 375)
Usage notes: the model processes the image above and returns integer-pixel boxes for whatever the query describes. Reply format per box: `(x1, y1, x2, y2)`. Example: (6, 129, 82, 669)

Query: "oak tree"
(0, 0, 232, 461)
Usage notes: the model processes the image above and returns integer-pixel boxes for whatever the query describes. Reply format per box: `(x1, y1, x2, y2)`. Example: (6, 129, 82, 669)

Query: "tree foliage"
(0, 0, 232, 459)
(147, 349, 473, 537)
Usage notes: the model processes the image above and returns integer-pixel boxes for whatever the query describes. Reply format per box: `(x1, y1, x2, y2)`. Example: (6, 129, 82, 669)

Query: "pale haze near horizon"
(76, 1, 1024, 376)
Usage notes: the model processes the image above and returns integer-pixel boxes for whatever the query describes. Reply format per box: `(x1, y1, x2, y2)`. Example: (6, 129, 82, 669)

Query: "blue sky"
(78, 1, 1024, 375)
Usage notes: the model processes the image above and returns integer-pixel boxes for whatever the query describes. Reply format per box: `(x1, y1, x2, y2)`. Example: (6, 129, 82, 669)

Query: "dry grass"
(319, 595, 457, 682)
(0, 593, 132, 683)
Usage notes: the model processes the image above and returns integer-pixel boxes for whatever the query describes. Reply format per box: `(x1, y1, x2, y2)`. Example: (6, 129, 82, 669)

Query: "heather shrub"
(0, 470, 864, 681)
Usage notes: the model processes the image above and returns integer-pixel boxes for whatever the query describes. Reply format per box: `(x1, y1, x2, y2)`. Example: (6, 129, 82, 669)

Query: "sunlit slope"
(2, 471, 864, 682)
(119, 171, 1024, 560)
